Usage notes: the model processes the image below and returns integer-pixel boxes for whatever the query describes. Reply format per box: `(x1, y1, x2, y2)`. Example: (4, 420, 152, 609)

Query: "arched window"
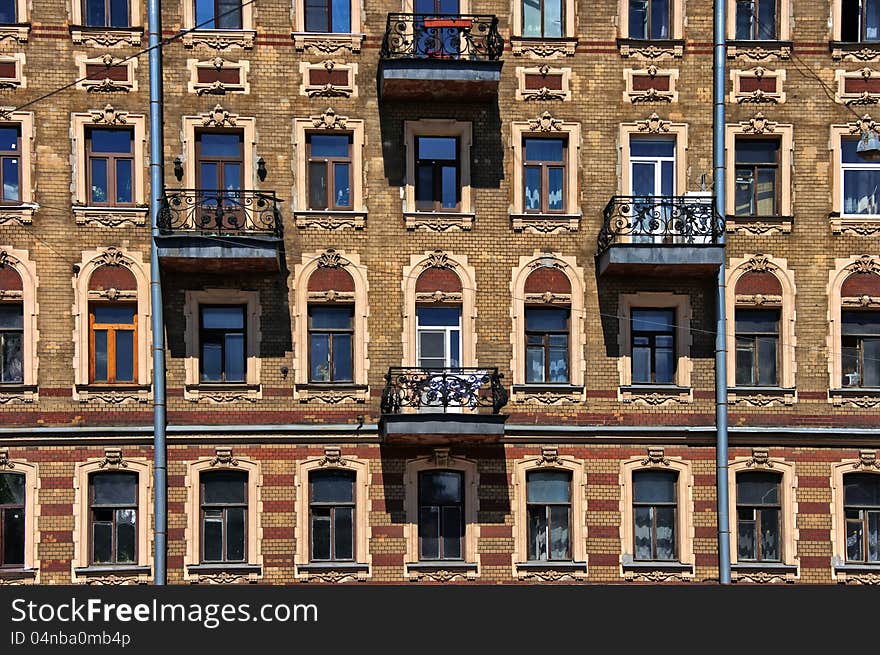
(0, 247, 37, 399)
(735, 471, 782, 562)
(0, 471, 25, 567)
(632, 469, 678, 561)
(843, 473, 880, 563)
(88, 471, 138, 565)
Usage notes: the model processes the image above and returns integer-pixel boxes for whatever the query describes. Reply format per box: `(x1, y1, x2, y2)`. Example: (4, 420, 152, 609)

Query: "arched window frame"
(0, 451, 39, 583)
(0, 246, 38, 401)
(830, 452, 880, 583)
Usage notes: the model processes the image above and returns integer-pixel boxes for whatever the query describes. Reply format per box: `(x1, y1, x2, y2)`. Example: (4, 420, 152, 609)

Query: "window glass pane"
(109, 0, 129, 26)
(305, 0, 329, 31)
(654, 505, 676, 559)
(759, 508, 780, 560)
(632, 309, 674, 333)
(845, 473, 880, 506)
(843, 169, 880, 215)
(116, 159, 133, 204)
(333, 333, 353, 381)
(440, 165, 457, 208)
(525, 138, 565, 162)
(842, 311, 880, 336)
(90, 129, 133, 154)
(416, 164, 433, 208)
(654, 340, 675, 384)
(869, 511, 880, 562)
(630, 138, 675, 158)
(92, 521, 112, 563)
(203, 512, 223, 562)
(94, 329, 108, 381)
(0, 0, 16, 23)
(736, 472, 780, 505)
(758, 0, 775, 37)
(202, 471, 247, 504)
(842, 136, 867, 163)
(735, 337, 756, 386)
(633, 470, 676, 503)
(735, 167, 755, 216)
(419, 506, 440, 559)
(309, 134, 350, 158)
(525, 307, 568, 331)
(549, 343, 569, 383)
(420, 471, 462, 504)
(116, 508, 136, 563)
(418, 331, 445, 361)
(737, 515, 757, 560)
(650, 0, 670, 38)
(735, 0, 753, 39)
(527, 505, 548, 560)
(524, 166, 540, 210)
(335, 506, 354, 560)
(92, 472, 137, 505)
(757, 336, 778, 386)
(736, 308, 779, 333)
(633, 505, 653, 559)
(90, 157, 108, 203)
(331, 0, 351, 32)
(115, 330, 134, 382)
(417, 137, 457, 160)
(201, 306, 244, 330)
(632, 338, 652, 384)
(311, 470, 354, 503)
(2, 157, 18, 202)
(311, 508, 331, 560)
(0, 472, 25, 504)
(86, 0, 106, 26)
(226, 507, 245, 561)
(527, 470, 571, 503)
(544, 0, 563, 37)
(201, 342, 222, 382)
(548, 167, 564, 211)
(0, 304, 22, 329)
(522, 0, 542, 36)
(309, 306, 353, 330)
(441, 505, 462, 559)
(333, 162, 351, 207)
(526, 345, 545, 383)
(868, 0, 880, 41)
(417, 306, 461, 327)
(1, 331, 23, 383)
(308, 160, 327, 209)
(756, 168, 777, 215)
(735, 139, 778, 165)
(846, 516, 864, 561)
(2, 507, 24, 565)
(548, 505, 570, 559)
(864, 338, 880, 387)
(0, 127, 17, 151)
(223, 332, 245, 382)
(198, 133, 241, 158)
(309, 333, 330, 382)
(216, 0, 242, 28)
(93, 305, 136, 324)
(628, 0, 648, 39)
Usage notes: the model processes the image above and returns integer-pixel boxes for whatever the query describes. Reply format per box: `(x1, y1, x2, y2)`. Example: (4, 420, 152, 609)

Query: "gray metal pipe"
(713, 0, 732, 584)
(147, 0, 167, 586)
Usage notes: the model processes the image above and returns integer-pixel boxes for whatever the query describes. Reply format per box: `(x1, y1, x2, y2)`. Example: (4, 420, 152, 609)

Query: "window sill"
(74, 564, 151, 577)
(832, 559, 880, 583)
(729, 386, 796, 407)
(510, 212, 580, 233)
(511, 383, 585, 404)
(509, 36, 578, 57)
(621, 555, 694, 581)
(187, 563, 262, 583)
(726, 214, 793, 235)
(73, 205, 148, 227)
(731, 561, 798, 583)
(69, 25, 143, 47)
(0, 203, 36, 226)
(293, 209, 367, 230)
(0, 384, 37, 403)
(404, 211, 475, 232)
(296, 562, 370, 582)
(830, 388, 880, 408)
(831, 41, 880, 61)
(830, 213, 880, 236)
(727, 40, 792, 60)
(619, 384, 692, 405)
(295, 383, 368, 404)
(616, 38, 684, 59)
(74, 383, 151, 404)
(515, 560, 587, 581)
(0, 22, 29, 43)
(184, 383, 261, 403)
(292, 31, 364, 53)
(406, 561, 478, 581)
(181, 28, 256, 49)
(0, 567, 37, 581)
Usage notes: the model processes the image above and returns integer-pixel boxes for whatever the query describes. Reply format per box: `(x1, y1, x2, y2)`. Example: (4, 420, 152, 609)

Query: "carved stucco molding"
(99, 448, 128, 469)
(316, 248, 347, 269)
(201, 103, 237, 128)
(310, 107, 347, 130)
(90, 104, 128, 126)
(624, 570, 692, 582)
(210, 447, 239, 467)
(519, 569, 583, 582)
(732, 571, 793, 584)
(526, 111, 563, 132)
(641, 447, 670, 467)
(635, 112, 671, 133)
(318, 446, 347, 467)
(296, 389, 367, 404)
(619, 42, 683, 60)
(190, 572, 254, 584)
(728, 44, 791, 61)
(853, 449, 880, 470)
(0, 448, 12, 469)
(83, 575, 147, 586)
(844, 254, 880, 275)
(739, 111, 776, 135)
(422, 250, 456, 270)
(294, 213, 366, 230)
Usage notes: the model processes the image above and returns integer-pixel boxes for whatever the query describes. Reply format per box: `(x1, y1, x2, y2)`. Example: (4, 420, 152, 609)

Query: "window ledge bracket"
(619, 384, 692, 405)
(73, 205, 148, 227)
(727, 40, 792, 60)
(186, 563, 262, 583)
(0, 567, 38, 580)
(406, 561, 478, 581)
(294, 383, 369, 404)
(0, 384, 37, 403)
(0, 204, 36, 226)
(74, 383, 152, 404)
(729, 387, 796, 406)
(291, 32, 364, 54)
(181, 28, 256, 50)
(726, 214, 793, 235)
(69, 26, 143, 47)
(514, 560, 587, 581)
(617, 38, 684, 60)
(509, 36, 578, 58)
(403, 211, 475, 232)
(511, 383, 585, 404)
(293, 209, 367, 230)
(184, 383, 262, 404)
(73, 564, 152, 583)
(730, 561, 798, 583)
(621, 555, 694, 581)
(831, 41, 880, 61)
(830, 388, 880, 408)
(295, 562, 370, 582)
(510, 212, 581, 233)
(830, 213, 880, 236)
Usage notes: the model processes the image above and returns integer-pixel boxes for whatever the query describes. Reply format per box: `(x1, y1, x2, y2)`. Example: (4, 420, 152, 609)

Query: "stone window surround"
(835, 67, 880, 105)
(725, 118, 793, 233)
(0, 455, 39, 582)
(74, 53, 138, 94)
(618, 116, 688, 199)
(401, 251, 478, 369)
(292, 108, 366, 230)
(292, 0, 364, 53)
(509, 0, 578, 57)
(829, 120, 880, 234)
(729, 67, 786, 104)
(298, 60, 358, 99)
(510, 252, 586, 404)
(827, 255, 880, 406)
(403, 119, 473, 231)
(726, 255, 798, 405)
(294, 451, 371, 582)
(0, 0, 29, 42)
(71, 108, 148, 227)
(292, 249, 370, 403)
(617, 292, 693, 404)
(619, 455, 694, 580)
(71, 248, 152, 402)
(180, 107, 257, 190)
(830, 455, 880, 583)
(181, 0, 255, 49)
(514, 65, 572, 102)
(184, 454, 263, 582)
(0, 246, 39, 399)
(0, 53, 26, 89)
(616, 0, 684, 57)
(183, 288, 261, 403)
(0, 110, 36, 226)
(72, 454, 153, 584)
(623, 66, 679, 103)
(186, 58, 250, 95)
(728, 454, 799, 582)
(509, 113, 581, 233)
(403, 451, 480, 581)
(512, 451, 587, 580)
(70, 0, 143, 47)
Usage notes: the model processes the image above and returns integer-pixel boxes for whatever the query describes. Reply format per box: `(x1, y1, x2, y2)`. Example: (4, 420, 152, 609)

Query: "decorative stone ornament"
(641, 447, 670, 466)
(746, 448, 774, 468)
(635, 112, 671, 134)
(527, 111, 563, 132)
(316, 248, 346, 269)
(854, 449, 880, 469)
(739, 112, 776, 135)
(311, 107, 347, 130)
(319, 446, 347, 467)
(0, 447, 12, 469)
(210, 447, 238, 467)
(90, 104, 128, 125)
(99, 448, 127, 468)
(201, 103, 237, 127)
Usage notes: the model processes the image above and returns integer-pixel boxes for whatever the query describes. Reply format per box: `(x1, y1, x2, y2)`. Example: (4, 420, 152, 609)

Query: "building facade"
(0, 0, 879, 586)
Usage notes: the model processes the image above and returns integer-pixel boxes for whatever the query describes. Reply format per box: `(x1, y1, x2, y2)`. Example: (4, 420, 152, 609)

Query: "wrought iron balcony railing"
(159, 189, 282, 236)
(597, 195, 724, 255)
(381, 367, 508, 414)
(380, 13, 504, 61)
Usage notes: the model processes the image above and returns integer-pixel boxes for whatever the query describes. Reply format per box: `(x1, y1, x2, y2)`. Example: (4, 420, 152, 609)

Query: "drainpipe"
(147, 0, 167, 585)
(713, 0, 731, 584)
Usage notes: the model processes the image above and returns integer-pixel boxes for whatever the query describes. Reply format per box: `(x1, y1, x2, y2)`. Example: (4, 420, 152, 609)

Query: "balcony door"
(414, 0, 462, 58)
(196, 131, 244, 231)
(629, 138, 676, 243)
(416, 306, 462, 412)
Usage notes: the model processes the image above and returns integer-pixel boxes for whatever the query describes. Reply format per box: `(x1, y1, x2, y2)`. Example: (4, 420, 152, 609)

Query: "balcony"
(380, 367, 508, 443)
(378, 13, 503, 101)
(156, 189, 283, 272)
(596, 195, 725, 276)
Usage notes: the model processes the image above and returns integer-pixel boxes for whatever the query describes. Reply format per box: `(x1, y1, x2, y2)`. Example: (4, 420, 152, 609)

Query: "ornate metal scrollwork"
(381, 367, 508, 414)
(159, 189, 282, 236)
(380, 14, 503, 61)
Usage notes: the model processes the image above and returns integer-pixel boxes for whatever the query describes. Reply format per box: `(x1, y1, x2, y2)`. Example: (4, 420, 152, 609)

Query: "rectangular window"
(631, 308, 675, 385)
(841, 310, 880, 388)
(87, 128, 134, 207)
(199, 305, 246, 384)
(842, 0, 880, 42)
(89, 303, 137, 384)
(417, 306, 461, 369)
(194, 0, 242, 29)
(522, 0, 564, 38)
(308, 305, 354, 383)
(83, 0, 130, 27)
(0, 126, 20, 204)
(628, 0, 670, 39)
(307, 133, 352, 211)
(735, 308, 780, 387)
(734, 0, 777, 40)
(415, 136, 460, 212)
(418, 471, 464, 561)
(526, 470, 571, 561)
(200, 470, 247, 563)
(736, 472, 781, 562)
(842, 136, 880, 215)
(304, 0, 351, 32)
(844, 473, 880, 563)
(525, 307, 570, 384)
(0, 303, 23, 384)
(0, 472, 25, 567)
(523, 137, 566, 214)
(734, 138, 779, 217)
(309, 470, 355, 562)
(89, 472, 137, 565)
(633, 470, 677, 561)
(0, 0, 16, 23)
